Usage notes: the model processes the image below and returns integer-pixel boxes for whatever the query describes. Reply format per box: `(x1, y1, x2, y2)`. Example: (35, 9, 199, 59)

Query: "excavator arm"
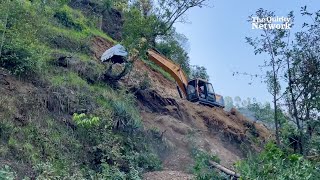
(147, 49, 189, 97)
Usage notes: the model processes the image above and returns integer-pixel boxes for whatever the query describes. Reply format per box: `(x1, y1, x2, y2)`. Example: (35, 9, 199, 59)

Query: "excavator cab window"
(206, 83, 216, 102)
(207, 83, 215, 94)
(197, 80, 216, 103)
(187, 80, 197, 100)
(198, 80, 207, 99)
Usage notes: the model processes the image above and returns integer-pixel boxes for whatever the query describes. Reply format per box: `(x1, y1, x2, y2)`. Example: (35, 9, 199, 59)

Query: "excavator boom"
(147, 49, 189, 97)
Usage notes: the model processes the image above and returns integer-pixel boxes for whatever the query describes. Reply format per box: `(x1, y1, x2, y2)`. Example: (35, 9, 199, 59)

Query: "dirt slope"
(92, 37, 272, 176)
(143, 171, 194, 180)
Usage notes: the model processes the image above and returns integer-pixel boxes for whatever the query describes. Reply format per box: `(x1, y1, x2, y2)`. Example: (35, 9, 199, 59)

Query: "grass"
(49, 71, 88, 89)
(89, 28, 117, 44)
(0, 2, 163, 179)
(142, 59, 175, 82)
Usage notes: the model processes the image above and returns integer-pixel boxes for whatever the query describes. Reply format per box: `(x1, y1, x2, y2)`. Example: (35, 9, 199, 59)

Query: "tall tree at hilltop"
(124, 0, 208, 48)
(154, 0, 207, 36)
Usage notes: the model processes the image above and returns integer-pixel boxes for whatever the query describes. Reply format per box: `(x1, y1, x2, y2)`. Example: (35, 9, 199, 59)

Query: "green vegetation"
(0, 166, 16, 180)
(121, 0, 210, 81)
(237, 143, 320, 179)
(233, 6, 320, 179)
(142, 59, 174, 81)
(191, 149, 226, 180)
(0, 0, 163, 179)
(246, 7, 320, 153)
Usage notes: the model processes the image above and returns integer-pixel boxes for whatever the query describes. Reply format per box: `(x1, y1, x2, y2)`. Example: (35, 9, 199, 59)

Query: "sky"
(174, 0, 319, 103)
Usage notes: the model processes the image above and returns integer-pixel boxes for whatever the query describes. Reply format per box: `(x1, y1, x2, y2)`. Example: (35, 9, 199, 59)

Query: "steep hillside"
(92, 37, 272, 174)
(0, 2, 271, 179)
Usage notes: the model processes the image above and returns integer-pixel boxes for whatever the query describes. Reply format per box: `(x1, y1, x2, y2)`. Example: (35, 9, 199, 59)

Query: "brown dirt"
(90, 36, 114, 60)
(90, 36, 272, 177)
(143, 171, 194, 180)
(136, 90, 271, 172)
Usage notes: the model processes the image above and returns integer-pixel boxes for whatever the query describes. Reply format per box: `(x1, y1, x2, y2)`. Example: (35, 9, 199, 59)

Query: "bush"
(0, 1, 50, 76)
(73, 113, 100, 128)
(136, 153, 162, 171)
(192, 149, 224, 180)
(0, 165, 16, 180)
(54, 5, 87, 31)
(236, 142, 320, 179)
(0, 47, 36, 75)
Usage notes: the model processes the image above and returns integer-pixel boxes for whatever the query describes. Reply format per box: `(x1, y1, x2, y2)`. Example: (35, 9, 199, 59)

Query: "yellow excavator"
(101, 45, 225, 108)
(147, 49, 225, 108)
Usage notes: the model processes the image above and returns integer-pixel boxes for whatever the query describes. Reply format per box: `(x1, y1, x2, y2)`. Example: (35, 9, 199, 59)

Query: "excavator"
(101, 45, 225, 108)
(147, 49, 224, 108)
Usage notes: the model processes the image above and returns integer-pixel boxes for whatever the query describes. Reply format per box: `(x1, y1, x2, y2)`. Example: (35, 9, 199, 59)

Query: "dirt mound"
(136, 89, 270, 171)
(143, 171, 194, 180)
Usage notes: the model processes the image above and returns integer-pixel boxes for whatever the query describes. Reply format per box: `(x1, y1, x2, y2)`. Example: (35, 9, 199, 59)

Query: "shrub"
(136, 153, 162, 171)
(0, 1, 50, 76)
(0, 165, 16, 180)
(192, 149, 224, 180)
(236, 142, 320, 179)
(73, 113, 100, 128)
(54, 5, 87, 31)
(0, 47, 36, 75)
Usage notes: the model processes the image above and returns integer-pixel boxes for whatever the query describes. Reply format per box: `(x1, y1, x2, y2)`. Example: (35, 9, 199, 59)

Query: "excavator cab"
(186, 79, 224, 108)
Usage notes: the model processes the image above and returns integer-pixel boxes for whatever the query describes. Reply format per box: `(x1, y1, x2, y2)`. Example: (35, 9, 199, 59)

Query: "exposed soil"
(90, 36, 272, 178)
(143, 171, 194, 180)
(90, 36, 114, 60)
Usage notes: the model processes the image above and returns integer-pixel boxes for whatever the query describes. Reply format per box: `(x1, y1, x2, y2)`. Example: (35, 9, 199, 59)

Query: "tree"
(122, 5, 159, 56)
(153, 0, 208, 37)
(156, 31, 191, 76)
(246, 7, 320, 155)
(282, 7, 320, 155)
(234, 96, 242, 108)
(246, 8, 291, 146)
(190, 65, 209, 80)
(224, 96, 234, 111)
(125, 0, 209, 46)
(0, 0, 9, 58)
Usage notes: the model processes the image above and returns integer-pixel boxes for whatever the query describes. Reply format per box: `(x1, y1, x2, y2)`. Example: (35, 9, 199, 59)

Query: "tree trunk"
(209, 161, 240, 178)
(272, 63, 280, 146)
(286, 57, 304, 154)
